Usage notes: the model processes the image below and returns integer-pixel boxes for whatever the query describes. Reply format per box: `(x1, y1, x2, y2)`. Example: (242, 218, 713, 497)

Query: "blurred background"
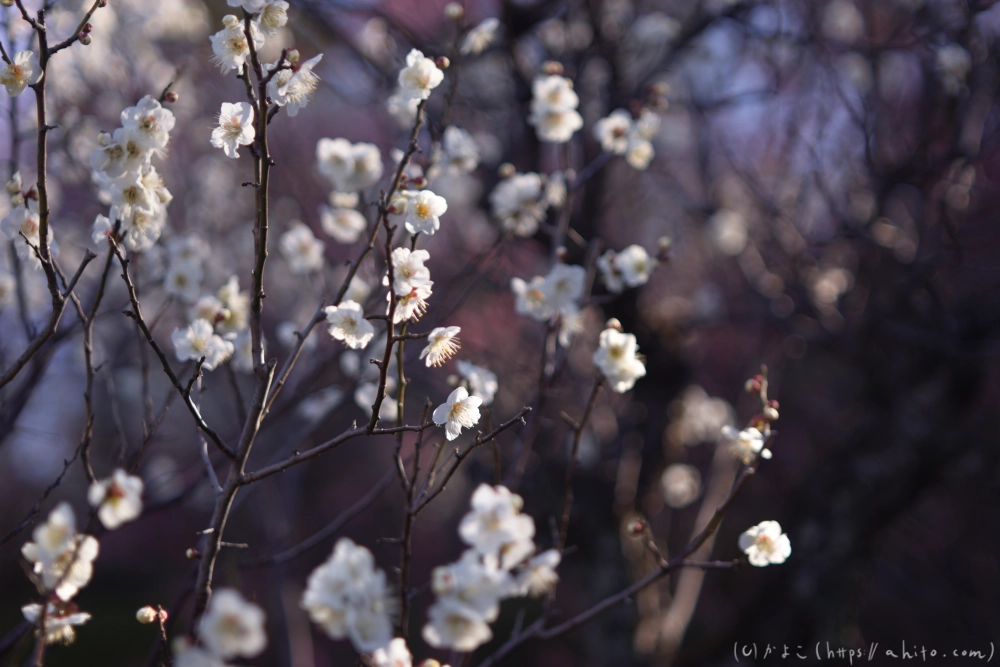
(0, 0, 999, 665)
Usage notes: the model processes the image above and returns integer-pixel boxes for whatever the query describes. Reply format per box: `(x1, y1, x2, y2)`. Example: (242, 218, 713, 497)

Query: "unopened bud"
(446, 374, 460, 387)
(657, 236, 672, 252)
(744, 378, 761, 394)
(286, 49, 300, 64)
(443, 2, 464, 20)
(418, 660, 442, 667)
(627, 520, 645, 535)
(11, 193, 24, 207)
(435, 56, 451, 70)
(605, 317, 622, 331)
(82, 23, 93, 33)
(97, 0, 107, 6)
(24, 186, 37, 200)
(763, 406, 779, 421)
(555, 246, 568, 263)
(185, 548, 200, 560)
(768, 399, 779, 409)
(78, 33, 92, 45)
(136, 606, 157, 624)
(511, 494, 524, 512)
(498, 163, 516, 178)
(97, 131, 113, 147)
(387, 196, 408, 216)
(6, 172, 21, 194)
(542, 60, 564, 76)
(163, 91, 179, 103)
(409, 175, 428, 189)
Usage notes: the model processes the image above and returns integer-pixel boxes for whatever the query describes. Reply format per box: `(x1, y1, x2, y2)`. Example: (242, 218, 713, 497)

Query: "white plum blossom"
(436, 126, 480, 175)
(217, 276, 250, 333)
(510, 275, 553, 321)
(461, 17, 501, 55)
(91, 128, 150, 179)
(372, 638, 412, 667)
(301, 538, 397, 654)
(267, 54, 322, 116)
(255, 0, 289, 36)
(387, 89, 421, 127)
(423, 598, 493, 652)
(199, 589, 267, 659)
(164, 261, 204, 302)
(171, 319, 235, 371)
(316, 139, 384, 192)
(2, 201, 57, 270)
(324, 300, 375, 349)
(739, 520, 791, 567)
(87, 469, 144, 530)
(456, 360, 498, 405)
(21, 603, 91, 646)
(593, 326, 647, 393)
(459, 485, 534, 558)
(392, 282, 432, 323)
(279, 221, 326, 273)
(489, 172, 548, 236)
(594, 109, 633, 154)
(398, 48, 444, 100)
(320, 204, 367, 243)
(190, 295, 225, 325)
(389, 247, 432, 296)
(172, 642, 229, 667)
(121, 96, 175, 154)
(430, 550, 509, 621)
(1, 50, 41, 96)
(528, 75, 583, 143)
(515, 549, 561, 597)
(420, 326, 461, 367)
(721, 426, 771, 464)
(542, 263, 586, 314)
(21, 503, 99, 602)
(211, 102, 255, 159)
(433, 387, 482, 440)
(210, 15, 264, 72)
(598, 244, 656, 293)
(403, 189, 448, 235)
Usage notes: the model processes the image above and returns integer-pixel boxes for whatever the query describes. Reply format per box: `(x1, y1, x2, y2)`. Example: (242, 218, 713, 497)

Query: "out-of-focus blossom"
(461, 18, 500, 55)
(398, 48, 444, 100)
(528, 75, 583, 143)
(88, 469, 144, 530)
(21, 603, 91, 645)
(456, 360, 498, 405)
(199, 589, 267, 659)
(324, 300, 375, 349)
(279, 221, 326, 274)
(659, 464, 701, 508)
(171, 319, 235, 370)
(1, 50, 41, 96)
(593, 326, 646, 393)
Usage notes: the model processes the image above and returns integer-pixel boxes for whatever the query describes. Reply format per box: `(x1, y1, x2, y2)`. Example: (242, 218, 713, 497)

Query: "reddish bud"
(435, 56, 451, 70)
(164, 91, 179, 103)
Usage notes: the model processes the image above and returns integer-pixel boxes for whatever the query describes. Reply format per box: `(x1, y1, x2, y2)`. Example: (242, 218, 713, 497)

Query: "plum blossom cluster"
(1, 172, 56, 269)
(512, 262, 586, 345)
(173, 588, 267, 667)
(593, 321, 647, 393)
(171, 275, 253, 371)
(89, 96, 176, 253)
(593, 108, 661, 170)
(301, 538, 397, 654)
(387, 48, 445, 123)
(597, 244, 657, 293)
(529, 72, 584, 143)
(19, 504, 99, 645)
(489, 169, 566, 237)
(423, 485, 561, 651)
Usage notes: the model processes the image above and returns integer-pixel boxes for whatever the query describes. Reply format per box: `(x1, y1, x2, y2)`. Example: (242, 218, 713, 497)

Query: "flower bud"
(286, 49, 300, 64)
(498, 162, 516, 178)
(98, 0, 107, 6)
(78, 33, 92, 45)
(164, 91, 179, 103)
(11, 193, 24, 207)
(136, 606, 157, 624)
(443, 2, 464, 20)
(387, 196, 408, 216)
(435, 56, 451, 70)
(555, 246, 568, 262)
(657, 235, 672, 252)
(446, 374, 459, 387)
(82, 23, 93, 33)
(744, 378, 761, 394)
(409, 175, 428, 189)
(24, 186, 36, 200)
(763, 406, 779, 421)
(6, 172, 21, 194)
(627, 519, 645, 535)
(97, 131, 113, 147)
(185, 548, 200, 560)
(542, 60, 564, 75)
(605, 317, 622, 331)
